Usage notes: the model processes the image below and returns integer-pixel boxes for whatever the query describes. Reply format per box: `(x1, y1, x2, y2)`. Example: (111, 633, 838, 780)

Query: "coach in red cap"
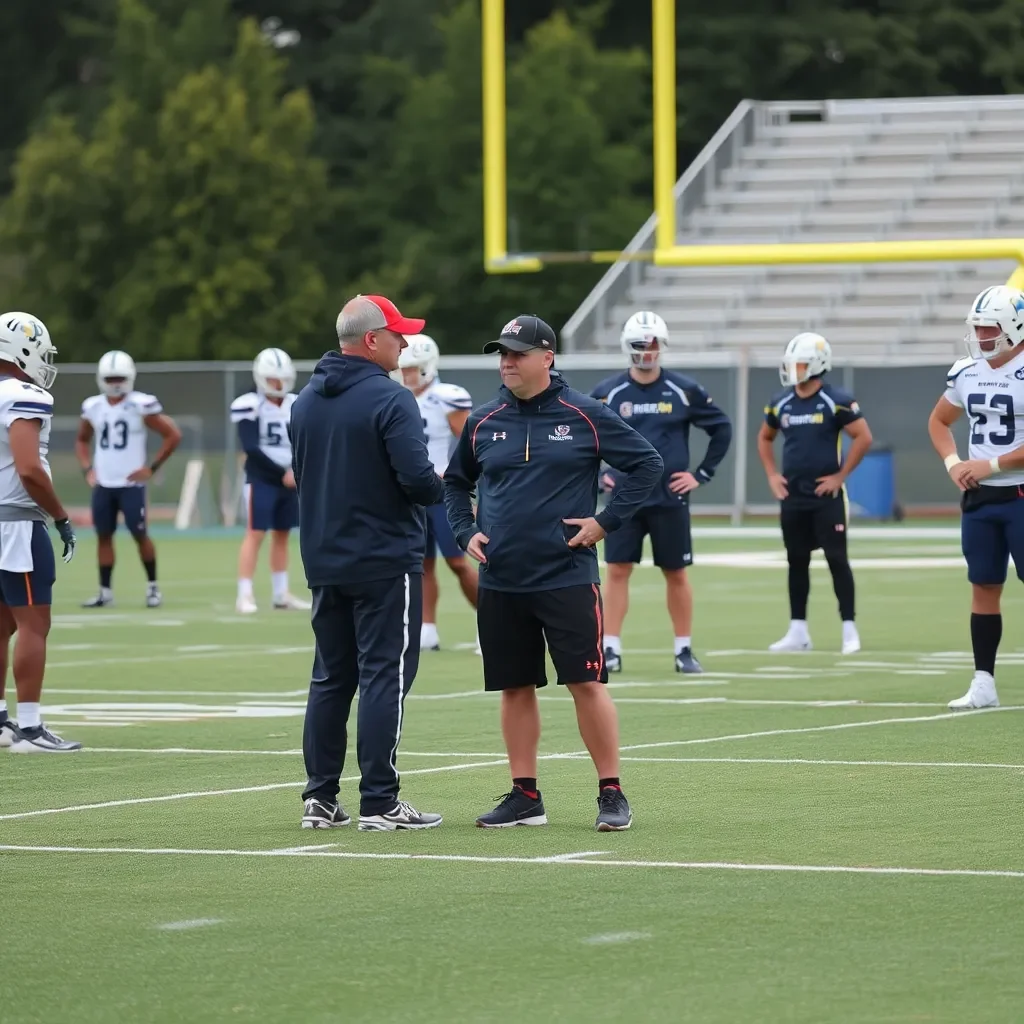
(290, 294, 444, 833)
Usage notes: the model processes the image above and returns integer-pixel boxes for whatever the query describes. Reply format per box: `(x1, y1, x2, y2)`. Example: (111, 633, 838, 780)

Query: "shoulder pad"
(947, 356, 975, 381)
(0, 377, 53, 413)
(230, 392, 259, 419)
(590, 373, 626, 399)
(129, 391, 162, 413)
(432, 382, 473, 408)
(81, 394, 104, 417)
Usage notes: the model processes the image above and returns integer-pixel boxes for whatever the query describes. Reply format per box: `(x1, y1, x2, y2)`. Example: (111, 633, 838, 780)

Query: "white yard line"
(1, 844, 1021, 880)
(156, 918, 224, 931)
(616, 756, 1024, 770)
(4, 709, 1017, 822)
(78, 748, 506, 757)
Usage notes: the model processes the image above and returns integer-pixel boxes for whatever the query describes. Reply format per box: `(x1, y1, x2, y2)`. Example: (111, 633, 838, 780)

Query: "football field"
(2, 528, 1023, 1023)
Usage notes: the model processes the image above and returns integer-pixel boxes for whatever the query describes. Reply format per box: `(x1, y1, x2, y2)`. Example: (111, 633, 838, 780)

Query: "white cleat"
(769, 633, 813, 653)
(273, 593, 312, 611)
(841, 622, 860, 655)
(9, 723, 82, 752)
(236, 596, 258, 615)
(948, 671, 1000, 711)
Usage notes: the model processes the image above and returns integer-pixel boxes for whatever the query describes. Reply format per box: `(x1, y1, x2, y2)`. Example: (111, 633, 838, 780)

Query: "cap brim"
(391, 316, 426, 335)
(483, 338, 536, 354)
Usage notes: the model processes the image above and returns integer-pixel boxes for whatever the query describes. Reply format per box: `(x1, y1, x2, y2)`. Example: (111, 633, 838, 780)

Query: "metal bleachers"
(562, 96, 1024, 360)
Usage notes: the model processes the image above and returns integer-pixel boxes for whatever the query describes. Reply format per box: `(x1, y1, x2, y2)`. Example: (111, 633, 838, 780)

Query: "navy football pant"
(302, 574, 423, 816)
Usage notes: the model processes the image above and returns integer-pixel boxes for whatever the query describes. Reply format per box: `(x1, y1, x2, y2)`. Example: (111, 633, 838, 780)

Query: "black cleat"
(605, 647, 622, 673)
(674, 647, 703, 674)
(596, 787, 632, 831)
(476, 787, 548, 828)
(301, 797, 351, 829)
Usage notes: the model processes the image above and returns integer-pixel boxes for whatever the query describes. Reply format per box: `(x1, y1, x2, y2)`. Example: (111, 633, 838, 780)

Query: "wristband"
(989, 457, 1001, 474)
(150, 457, 166, 473)
(82, 465, 92, 476)
(944, 454, 962, 471)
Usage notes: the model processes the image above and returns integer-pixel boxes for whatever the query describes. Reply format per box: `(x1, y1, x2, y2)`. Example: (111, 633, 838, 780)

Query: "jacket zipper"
(525, 422, 531, 462)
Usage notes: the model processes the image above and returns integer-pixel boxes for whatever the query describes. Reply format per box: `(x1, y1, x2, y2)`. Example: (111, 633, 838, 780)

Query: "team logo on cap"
(502, 319, 522, 335)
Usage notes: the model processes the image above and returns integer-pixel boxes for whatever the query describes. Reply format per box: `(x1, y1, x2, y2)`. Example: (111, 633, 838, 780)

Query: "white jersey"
(415, 380, 472, 474)
(230, 392, 297, 468)
(81, 391, 163, 488)
(945, 352, 1024, 487)
(0, 376, 53, 518)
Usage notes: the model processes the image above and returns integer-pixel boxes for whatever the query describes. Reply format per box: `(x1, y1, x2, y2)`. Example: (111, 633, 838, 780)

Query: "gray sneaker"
(9, 724, 82, 753)
(301, 797, 351, 829)
(358, 800, 442, 831)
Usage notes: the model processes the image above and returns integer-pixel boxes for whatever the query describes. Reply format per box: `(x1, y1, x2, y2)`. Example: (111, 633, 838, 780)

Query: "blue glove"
(54, 517, 76, 563)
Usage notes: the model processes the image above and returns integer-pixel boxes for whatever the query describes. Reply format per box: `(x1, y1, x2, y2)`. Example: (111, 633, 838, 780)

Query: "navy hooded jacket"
(291, 351, 443, 587)
(443, 373, 663, 593)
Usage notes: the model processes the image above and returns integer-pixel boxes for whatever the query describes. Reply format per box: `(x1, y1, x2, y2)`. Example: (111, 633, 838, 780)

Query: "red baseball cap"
(361, 294, 425, 336)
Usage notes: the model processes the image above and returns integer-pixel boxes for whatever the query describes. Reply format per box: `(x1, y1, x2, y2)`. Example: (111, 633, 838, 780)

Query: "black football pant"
(780, 498, 855, 621)
(302, 573, 423, 816)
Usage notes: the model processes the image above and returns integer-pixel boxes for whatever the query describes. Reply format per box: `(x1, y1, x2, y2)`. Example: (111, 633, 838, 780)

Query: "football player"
(77, 351, 181, 608)
(928, 285, 1024, 710)
(398, 335, 477, 650)
(0, 312, 80, 752)
(758, 332, 873, 654)
(232, 348, 309, 614)
(591, 312, 732, 674)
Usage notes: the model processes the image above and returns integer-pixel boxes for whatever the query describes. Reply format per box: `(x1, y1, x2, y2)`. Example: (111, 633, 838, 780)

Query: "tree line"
(1, 0, 1021, 361)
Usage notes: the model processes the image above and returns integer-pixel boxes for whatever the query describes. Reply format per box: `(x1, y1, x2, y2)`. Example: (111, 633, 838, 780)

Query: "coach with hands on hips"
(290, 294, 444, 832)
(444, 315, 663, 831)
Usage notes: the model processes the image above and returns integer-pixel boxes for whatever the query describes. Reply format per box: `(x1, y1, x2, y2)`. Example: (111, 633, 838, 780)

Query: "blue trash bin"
(843, 444, 895, 519)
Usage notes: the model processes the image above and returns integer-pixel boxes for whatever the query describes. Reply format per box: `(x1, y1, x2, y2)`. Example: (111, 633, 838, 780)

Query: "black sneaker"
(596, 787, 632, 832)
(674, 647, 703, 674)
(301, 797, 351, 829)
(476, 787, 548, 828)
(605, 647, 622, 673)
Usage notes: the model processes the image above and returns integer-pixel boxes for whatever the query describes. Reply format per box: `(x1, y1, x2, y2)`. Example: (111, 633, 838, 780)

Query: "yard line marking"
(616, 707, 1024, 752)
(43, 689, 312, 698)
(9, 710, 1018, 821)
(79, 748, 507, 758)
(156, 918, 224, 931)
(0, 759, 510, 822)
(582, 932, 652, 945)
(270, 843, 344, 854)
(536, 851, 611, 862)
(46, 648, 312, 671)
(2, 845, 1022, 880)
(615, 756, 1024, 770)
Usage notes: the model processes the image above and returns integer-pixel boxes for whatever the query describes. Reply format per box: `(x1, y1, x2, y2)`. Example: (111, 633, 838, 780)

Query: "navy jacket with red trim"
(443, 372, 663, 592)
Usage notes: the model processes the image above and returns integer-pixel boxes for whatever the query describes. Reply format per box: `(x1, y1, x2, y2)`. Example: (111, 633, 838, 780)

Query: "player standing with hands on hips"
(0, 312, 80, 752)
(444, 315, 663, 831)
(77, 351, 181, 608)
(928, 285, 1024, 710)
(757, 333, 873, 655)
(591, 311, 732, 674)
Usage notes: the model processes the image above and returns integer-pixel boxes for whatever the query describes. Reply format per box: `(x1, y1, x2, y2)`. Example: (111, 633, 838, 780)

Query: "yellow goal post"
(481, 0, 1024, 290)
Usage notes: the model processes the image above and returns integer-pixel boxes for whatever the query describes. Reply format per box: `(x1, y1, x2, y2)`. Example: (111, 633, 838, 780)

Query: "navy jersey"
(764, 381, 863, 505)
(591, 369, 732, 509)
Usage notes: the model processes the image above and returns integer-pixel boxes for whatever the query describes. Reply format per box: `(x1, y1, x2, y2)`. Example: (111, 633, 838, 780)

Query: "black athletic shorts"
(603, 504, 692, 571)
(780, 496, 848, 556)
(477, 584, 608, 691)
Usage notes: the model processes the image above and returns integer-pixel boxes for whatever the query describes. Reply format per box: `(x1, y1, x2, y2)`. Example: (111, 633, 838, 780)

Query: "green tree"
(344, 1, 650, 351)
(0, 0, 328, 360)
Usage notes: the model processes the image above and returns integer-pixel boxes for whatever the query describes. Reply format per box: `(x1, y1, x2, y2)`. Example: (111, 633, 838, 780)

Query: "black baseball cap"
(483, 315, 557, 354)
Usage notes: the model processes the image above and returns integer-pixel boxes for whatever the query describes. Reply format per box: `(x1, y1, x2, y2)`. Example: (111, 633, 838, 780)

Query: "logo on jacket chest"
(618, 401, 672, 418)
(548, 424, 573, 441)
(492, 431, 507, 440)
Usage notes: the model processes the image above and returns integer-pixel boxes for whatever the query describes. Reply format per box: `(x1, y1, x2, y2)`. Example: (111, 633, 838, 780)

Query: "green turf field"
(2, 528, 1023, 1023)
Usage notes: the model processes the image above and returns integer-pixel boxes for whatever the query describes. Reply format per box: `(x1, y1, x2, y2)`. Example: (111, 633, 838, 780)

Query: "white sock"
(421, 623, 439, 646)
(0, 698, 7, 717)
(18, 702, 40, 729)
(789, 619, 809, 638)
(674, 636, 692, 655)
(842, 620, 858, 639)
(604, 635, 622, 655)
(271, 571, 288, 601)
(238, 578, 254, 601)
(100, 586, 113, 599)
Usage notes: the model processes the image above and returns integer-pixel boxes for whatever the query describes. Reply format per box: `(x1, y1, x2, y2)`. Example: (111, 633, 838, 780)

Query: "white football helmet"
(620, 311, 668, 369)
(96, 350, 137, 397)
(965, 285, 1024, 361)
(253, 348, 296, 398)
(780, 332, 832, 387)
(0, 311, 57, 389)
(398, 334, 440, 384)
